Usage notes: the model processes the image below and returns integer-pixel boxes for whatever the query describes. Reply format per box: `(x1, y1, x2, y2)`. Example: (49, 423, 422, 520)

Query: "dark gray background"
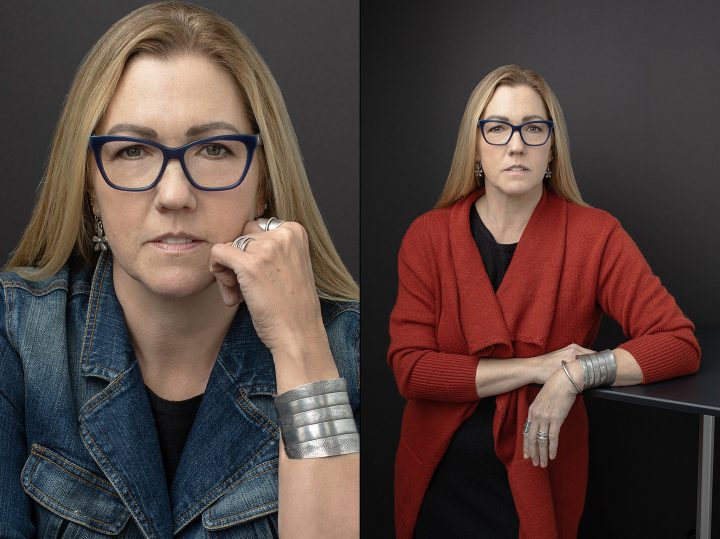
(362, 1, 720, 537)
(0, 0, 358, 279)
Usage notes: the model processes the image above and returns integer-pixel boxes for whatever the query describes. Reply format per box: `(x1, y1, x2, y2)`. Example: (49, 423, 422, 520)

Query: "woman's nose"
(154, 160, 197, 211)
(507, 129, 526, 154)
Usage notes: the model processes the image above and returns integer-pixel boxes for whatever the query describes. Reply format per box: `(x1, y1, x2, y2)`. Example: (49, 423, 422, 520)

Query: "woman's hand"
(209, 220, 338, 392)
(532, 343, 594, 384)
(524, 360, 583, 468)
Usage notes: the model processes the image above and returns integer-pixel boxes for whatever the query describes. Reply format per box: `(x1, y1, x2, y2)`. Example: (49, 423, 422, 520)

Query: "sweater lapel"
(496, 188, 566, 356)
(450, 188, 567, 358)
(449, 191, 513, 358)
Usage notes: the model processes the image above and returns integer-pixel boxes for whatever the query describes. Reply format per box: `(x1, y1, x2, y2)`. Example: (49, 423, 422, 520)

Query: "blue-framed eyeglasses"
(477, 119, 554, 146)
(89, 134, 263, 191)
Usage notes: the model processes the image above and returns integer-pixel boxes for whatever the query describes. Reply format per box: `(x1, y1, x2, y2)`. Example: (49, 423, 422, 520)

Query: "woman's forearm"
(278, 449, 359, 538)
(611, 347, 643, 386)
(274, 341, 359, 538)
(474, 357, 541, 398)
(475, 343, 596, 398)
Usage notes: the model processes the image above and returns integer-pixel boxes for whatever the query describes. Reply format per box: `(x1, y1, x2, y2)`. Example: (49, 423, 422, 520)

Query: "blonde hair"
(436, 64, 585, 208)
(8, 1, 357, 301)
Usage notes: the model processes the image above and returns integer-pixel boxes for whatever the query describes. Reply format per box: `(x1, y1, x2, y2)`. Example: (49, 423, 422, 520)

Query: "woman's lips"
(149, 239, 204, 252)
(504, 166, 529, 175)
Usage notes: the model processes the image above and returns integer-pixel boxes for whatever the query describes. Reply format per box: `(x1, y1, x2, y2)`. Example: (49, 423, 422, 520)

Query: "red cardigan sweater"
(388, 188, 700, 539)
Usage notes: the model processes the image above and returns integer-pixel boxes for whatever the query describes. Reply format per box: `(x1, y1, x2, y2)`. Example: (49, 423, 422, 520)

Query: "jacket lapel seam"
(79, 253, 112, 375)
(203, 459, 279, 528)
(78, 372, 125, 417)
(79, 422, 158, 538)
(235, 392, 278, 436)
(173, 435, 277, 532)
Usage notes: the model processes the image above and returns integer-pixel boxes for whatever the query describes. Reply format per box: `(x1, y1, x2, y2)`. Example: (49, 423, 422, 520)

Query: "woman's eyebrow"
(103, 122, 241, 139)
(484, 114, 547, 122)
(106, 124, 158, 138)
(185, 122, 240, 137)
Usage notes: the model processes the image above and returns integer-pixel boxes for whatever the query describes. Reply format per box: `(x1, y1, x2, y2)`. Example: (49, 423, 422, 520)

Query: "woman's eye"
(118, 145, 148, 159)
(489, 125, 506, 133)
(201, 144, 230, 158)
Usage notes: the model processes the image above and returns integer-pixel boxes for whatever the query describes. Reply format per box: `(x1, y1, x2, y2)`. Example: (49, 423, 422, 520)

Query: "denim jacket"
(0, 252, 359, 538)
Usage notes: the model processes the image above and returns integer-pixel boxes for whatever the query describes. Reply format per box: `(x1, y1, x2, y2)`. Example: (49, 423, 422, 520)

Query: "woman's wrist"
(560, 359, 585, 393)
(529, 355, 549, 385)
(272, 330, 339, 394)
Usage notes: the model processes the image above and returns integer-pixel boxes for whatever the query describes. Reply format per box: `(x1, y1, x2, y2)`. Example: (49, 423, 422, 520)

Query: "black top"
(146, 387, 204, 487)
(414, 205, 519, 538)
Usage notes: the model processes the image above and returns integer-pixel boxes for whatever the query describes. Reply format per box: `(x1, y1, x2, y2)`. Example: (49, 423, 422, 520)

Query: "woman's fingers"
(536, 424, 550, 467)
(208, 220, 322, 354)
(524, 416, 554, 468)
(211, 265, 242, 306)
(548, 420, 562, 460)
(524, 366, 577, 467)
(523, 417, 539, 466)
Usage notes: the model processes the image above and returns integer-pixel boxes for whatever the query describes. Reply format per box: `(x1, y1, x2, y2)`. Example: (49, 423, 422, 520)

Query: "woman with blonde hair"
(388, 64, 698, 538)
(0, 2, 358, 537)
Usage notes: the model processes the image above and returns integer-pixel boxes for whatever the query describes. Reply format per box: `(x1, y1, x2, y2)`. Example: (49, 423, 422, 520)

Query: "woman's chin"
(134, 270, 218, 301)
(488, 179, 543, 199)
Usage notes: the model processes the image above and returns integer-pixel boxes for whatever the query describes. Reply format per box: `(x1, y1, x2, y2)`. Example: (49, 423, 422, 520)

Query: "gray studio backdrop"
(0, 1, 358, 279)
(363, 1, 720, 538)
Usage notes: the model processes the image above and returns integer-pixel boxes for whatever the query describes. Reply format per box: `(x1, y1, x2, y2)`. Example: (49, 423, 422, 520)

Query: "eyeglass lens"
(481, 121, 551, 145)
(99, 138, 251, 189)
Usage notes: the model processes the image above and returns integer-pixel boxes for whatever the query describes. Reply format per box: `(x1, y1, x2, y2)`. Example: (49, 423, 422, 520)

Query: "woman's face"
(476, 84, 552, 199)
(92, 54, 260, 299)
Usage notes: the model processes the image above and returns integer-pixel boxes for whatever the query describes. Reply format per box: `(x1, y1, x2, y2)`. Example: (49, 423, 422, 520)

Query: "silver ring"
(536, 431, 549, 444)
(232, 236, 254, 252)
(523, 419, 531, 434)
(258, 217, 286, 231)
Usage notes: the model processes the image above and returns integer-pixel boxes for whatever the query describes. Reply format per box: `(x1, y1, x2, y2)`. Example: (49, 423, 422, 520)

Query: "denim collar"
(77, 251, 280, 536)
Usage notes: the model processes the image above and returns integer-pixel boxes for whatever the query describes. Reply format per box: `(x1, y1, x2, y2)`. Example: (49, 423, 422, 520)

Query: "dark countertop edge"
(585, 386, 720, 417)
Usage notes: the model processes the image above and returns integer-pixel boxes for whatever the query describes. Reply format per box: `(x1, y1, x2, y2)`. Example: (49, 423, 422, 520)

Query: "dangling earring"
(474, 161, 484, 179)
(544, 165, 552, 179)
(255, 203, 269, 219)
(93, 215, 108, 251)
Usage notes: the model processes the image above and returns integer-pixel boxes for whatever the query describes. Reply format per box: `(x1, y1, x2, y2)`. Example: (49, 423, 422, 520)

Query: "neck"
(476, 184, 543, 244)
(113, 265, 238, 400)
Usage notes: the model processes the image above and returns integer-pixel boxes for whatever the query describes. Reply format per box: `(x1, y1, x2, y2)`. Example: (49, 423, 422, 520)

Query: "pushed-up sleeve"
(388, 217, 480, 402)
(0, 286, 34, 537)
(597, 222, 700, 383)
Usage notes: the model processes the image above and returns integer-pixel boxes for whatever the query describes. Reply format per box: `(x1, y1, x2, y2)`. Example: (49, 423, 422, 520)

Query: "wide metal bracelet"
(274, 391, 350, 416)
(284, 432, 360, 459)
(577, 349, 617, 388)
(279, 403, 354, 430)
(282, 418, 358, 446)
(274, 378, 348, 406)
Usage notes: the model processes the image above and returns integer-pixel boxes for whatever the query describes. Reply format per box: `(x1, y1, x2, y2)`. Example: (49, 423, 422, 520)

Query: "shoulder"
(564, 198, 621, 233)
(403, 205, 454, 243)
(0, 261, 93, 347)
(560, 198, 645, 263)
(0, 267, 70, 297)
(0, 258, 94, 300)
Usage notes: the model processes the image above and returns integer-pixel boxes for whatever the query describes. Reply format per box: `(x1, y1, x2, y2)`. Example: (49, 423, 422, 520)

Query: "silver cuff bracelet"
(284, 433, 360, 459)
(279, 403, 354, 431)
(274, 378, 359, 459)
(577, 349, 617, 388)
